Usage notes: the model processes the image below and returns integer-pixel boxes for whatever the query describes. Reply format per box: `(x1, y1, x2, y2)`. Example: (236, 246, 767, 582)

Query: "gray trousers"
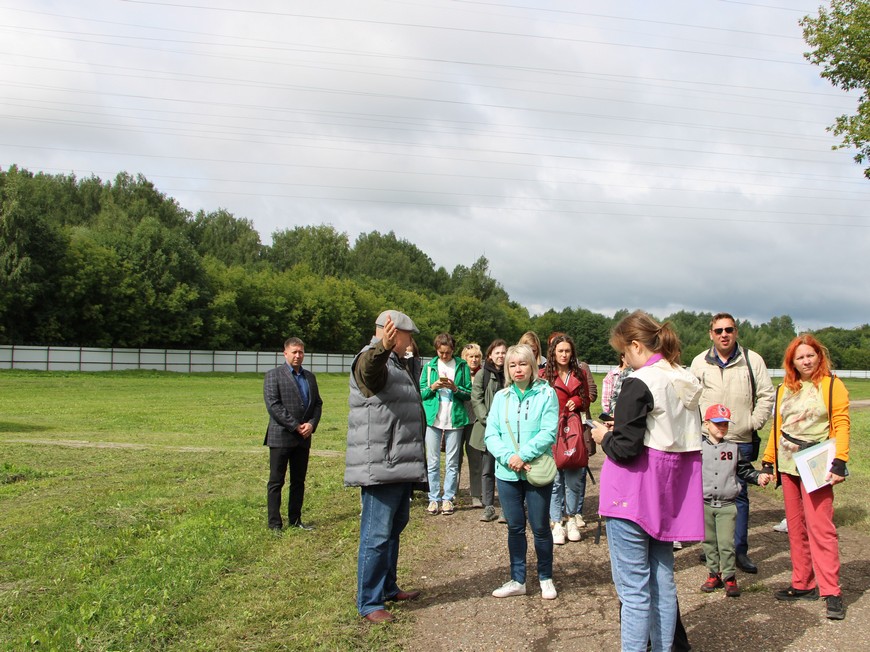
(458, 423, 482, 499)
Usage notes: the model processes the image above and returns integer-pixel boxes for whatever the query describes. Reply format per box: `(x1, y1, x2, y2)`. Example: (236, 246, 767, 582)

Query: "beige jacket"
(689, 345, 775, 443)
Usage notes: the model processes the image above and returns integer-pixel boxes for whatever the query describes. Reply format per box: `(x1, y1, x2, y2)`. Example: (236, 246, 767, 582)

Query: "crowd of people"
(264, 308, 853, 644)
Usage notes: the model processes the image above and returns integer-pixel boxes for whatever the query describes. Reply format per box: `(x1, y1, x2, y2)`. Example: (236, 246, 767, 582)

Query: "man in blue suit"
(264, 337, 323, 531)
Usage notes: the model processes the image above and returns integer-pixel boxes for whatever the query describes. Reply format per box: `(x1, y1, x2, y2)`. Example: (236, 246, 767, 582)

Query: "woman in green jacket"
(420, 332, 472, 515)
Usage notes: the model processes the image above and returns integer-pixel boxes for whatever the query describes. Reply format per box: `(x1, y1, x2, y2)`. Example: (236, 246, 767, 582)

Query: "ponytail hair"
(609, 310, 682, 365)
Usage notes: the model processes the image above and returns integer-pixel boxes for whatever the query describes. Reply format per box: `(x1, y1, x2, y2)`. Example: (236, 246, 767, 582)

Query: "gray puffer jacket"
(344, 342, 426, 487)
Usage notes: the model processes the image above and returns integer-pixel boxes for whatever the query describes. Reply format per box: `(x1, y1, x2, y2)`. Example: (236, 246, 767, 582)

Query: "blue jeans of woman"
(425, 426, 462, 502)
(607, 516, 677, 652)
(496, 477, 553, 583)
(549, 466, 587, 522)
(357, 483, 413, 617)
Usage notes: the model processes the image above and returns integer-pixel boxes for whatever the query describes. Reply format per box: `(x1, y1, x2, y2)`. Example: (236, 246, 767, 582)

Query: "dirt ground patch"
(400, 453, 870, 652)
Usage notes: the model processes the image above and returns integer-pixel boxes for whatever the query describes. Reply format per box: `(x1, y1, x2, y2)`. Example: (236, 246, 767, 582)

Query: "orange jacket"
(762, 375, 850, 474)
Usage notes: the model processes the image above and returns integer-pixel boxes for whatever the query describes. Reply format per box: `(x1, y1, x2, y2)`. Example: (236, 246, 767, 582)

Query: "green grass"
(0, 370, 867, 650)
(0, 370, 408, 651)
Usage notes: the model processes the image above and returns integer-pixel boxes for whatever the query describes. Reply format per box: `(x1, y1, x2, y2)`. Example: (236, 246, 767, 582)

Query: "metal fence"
(2, 345, 869, 378)
(0, 345, 356, 374)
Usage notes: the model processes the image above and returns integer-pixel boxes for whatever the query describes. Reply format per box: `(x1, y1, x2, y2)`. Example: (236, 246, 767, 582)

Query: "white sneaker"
(574, 514, 586, 528)
(773, 518, 789, 533)
(566, 519, 581, 542)
(672, 541, 683, 550)
(552, 522, 566, 545)
(540, 578, 557, 600)
(492, 580, 526, 598)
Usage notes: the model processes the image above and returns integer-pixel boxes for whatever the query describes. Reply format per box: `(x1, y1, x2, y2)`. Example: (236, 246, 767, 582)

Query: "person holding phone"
(589, 311, 704, 651)
(420, 332, 472, 515)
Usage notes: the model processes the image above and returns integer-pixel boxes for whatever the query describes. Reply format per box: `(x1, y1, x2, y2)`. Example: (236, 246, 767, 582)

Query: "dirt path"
(401, 452, 870, 651)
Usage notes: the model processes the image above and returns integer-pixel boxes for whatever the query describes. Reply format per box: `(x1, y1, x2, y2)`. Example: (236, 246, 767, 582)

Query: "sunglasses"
(712, 327, 735, 335)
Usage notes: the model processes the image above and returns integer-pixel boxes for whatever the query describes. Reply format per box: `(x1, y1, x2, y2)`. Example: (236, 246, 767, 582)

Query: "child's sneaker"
(724, 576, 741, 597)
(701, 573, 723, 593)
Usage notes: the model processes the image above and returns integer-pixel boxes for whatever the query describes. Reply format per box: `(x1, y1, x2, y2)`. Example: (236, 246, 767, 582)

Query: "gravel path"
(401, 452, 870, 652)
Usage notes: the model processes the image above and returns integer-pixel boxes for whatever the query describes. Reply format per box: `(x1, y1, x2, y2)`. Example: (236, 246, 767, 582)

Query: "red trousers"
(781, 473, 841, 597)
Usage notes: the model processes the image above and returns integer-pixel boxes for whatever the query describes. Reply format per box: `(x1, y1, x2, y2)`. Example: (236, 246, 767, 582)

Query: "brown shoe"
(388, 590, 420, 601)
(363, 609, 395, 624)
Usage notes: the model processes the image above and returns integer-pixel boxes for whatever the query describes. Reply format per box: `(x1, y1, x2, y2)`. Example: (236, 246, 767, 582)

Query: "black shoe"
(826, 595, 846, 620)
(736, 553, 757, 574)
(269, 526, 283, 536)
(290, 521, 314, 531)
(775, 586, 819, 601)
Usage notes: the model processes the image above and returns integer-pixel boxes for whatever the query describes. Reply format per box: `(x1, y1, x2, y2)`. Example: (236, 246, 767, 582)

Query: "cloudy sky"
(2, 1, 868, 330)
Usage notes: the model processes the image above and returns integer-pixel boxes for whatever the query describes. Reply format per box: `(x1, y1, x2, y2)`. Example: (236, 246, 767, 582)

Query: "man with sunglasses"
(690, 313, 775, 574)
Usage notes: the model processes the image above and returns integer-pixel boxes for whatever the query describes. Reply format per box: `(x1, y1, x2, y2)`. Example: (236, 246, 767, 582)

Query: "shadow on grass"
(836, 504, 869, 527)
(0, 421, 51, 433)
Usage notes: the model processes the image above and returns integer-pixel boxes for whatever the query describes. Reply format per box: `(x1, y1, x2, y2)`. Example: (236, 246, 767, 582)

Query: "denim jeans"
(357, 483, 413, 616)
(607, 516, 677, 652)
(425, 426, 463, 502)
(734, 442, 753, 555)
(549, 466, 587, 522)
(496, 477, 553, 583)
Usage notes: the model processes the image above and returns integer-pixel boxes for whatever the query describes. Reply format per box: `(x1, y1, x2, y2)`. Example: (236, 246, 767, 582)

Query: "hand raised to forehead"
(380, 314, 397, 350)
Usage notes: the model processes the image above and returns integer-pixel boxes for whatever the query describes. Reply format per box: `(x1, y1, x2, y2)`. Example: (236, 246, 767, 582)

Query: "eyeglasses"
(712, 327, 735, 335)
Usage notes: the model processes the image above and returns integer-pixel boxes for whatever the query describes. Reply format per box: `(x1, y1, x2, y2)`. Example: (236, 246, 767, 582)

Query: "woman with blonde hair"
(762, 334, 849, 620)
(485, 344, 559, 599)
(459, 343, 484, 508)
(518, 331, 544, 368)
(590, 310, 704, 651)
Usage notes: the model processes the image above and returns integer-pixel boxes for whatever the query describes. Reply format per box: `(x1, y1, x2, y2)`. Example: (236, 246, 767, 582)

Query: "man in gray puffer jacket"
(345, 310, 426, 624)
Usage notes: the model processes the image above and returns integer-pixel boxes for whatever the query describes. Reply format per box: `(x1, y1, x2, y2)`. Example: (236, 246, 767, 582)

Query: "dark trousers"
(267, 446, 310, 528)
(459, 424, 482, 499)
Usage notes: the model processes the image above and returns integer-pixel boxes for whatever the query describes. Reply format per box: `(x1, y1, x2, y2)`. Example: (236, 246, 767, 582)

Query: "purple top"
(598, 447, 704, 541)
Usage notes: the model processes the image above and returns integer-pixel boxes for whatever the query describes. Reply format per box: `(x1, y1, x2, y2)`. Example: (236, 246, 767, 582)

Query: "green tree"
(268, 224, 350, 277)
(348, 230, 449, 293)
(188, 209, 262, 266)
(802, 0, 870, 177)
(0, 166, 68, 343)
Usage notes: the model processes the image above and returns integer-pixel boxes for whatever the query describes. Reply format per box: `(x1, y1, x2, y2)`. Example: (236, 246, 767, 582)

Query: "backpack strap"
(744, 346, 757, 408)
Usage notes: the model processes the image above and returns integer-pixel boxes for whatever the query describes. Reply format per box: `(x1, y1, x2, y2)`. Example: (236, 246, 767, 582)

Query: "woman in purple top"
(590, 311, 704, 652)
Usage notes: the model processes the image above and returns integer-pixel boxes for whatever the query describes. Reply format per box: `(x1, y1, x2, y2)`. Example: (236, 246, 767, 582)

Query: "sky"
(2, 0, 868, 331)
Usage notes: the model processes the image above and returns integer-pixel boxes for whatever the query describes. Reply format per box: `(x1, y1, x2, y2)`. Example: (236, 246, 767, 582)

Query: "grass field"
(1, 370, 868, 650)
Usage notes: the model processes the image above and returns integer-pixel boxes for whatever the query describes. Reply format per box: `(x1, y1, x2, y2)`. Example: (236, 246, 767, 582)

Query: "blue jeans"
(496, 477, 553, 583)
(425, 426, 463, 502)
(607, 517, 677, 652)
(735, 442, 753, 555)
(357, 483, 412, 616)
(549, 466, 587, 522)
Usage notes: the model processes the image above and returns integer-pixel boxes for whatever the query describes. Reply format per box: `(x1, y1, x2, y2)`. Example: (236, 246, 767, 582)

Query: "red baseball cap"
(704, 404, 732, 423)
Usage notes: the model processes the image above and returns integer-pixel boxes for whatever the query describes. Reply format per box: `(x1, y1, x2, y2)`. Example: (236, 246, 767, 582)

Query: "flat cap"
(375, 309, 419, 333)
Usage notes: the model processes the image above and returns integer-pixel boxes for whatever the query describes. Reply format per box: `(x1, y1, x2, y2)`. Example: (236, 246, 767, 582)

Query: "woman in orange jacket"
(761, 334, 849, 620)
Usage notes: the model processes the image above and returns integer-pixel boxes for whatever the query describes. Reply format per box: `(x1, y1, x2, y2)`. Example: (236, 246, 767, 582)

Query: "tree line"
(2, 165, 868, 369)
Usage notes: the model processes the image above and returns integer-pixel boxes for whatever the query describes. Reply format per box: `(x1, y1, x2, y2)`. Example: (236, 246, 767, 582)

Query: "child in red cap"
(701, 403, 773, 596)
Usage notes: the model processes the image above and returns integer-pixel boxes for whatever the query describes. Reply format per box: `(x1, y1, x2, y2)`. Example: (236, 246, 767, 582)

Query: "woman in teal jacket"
(420, 332, 472, 516)
(485, 344, 559, 600)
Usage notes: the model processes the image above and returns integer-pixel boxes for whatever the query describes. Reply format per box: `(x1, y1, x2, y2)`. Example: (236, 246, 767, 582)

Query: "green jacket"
(420, 356, 472, 429)
(484, 379, 558, 482)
